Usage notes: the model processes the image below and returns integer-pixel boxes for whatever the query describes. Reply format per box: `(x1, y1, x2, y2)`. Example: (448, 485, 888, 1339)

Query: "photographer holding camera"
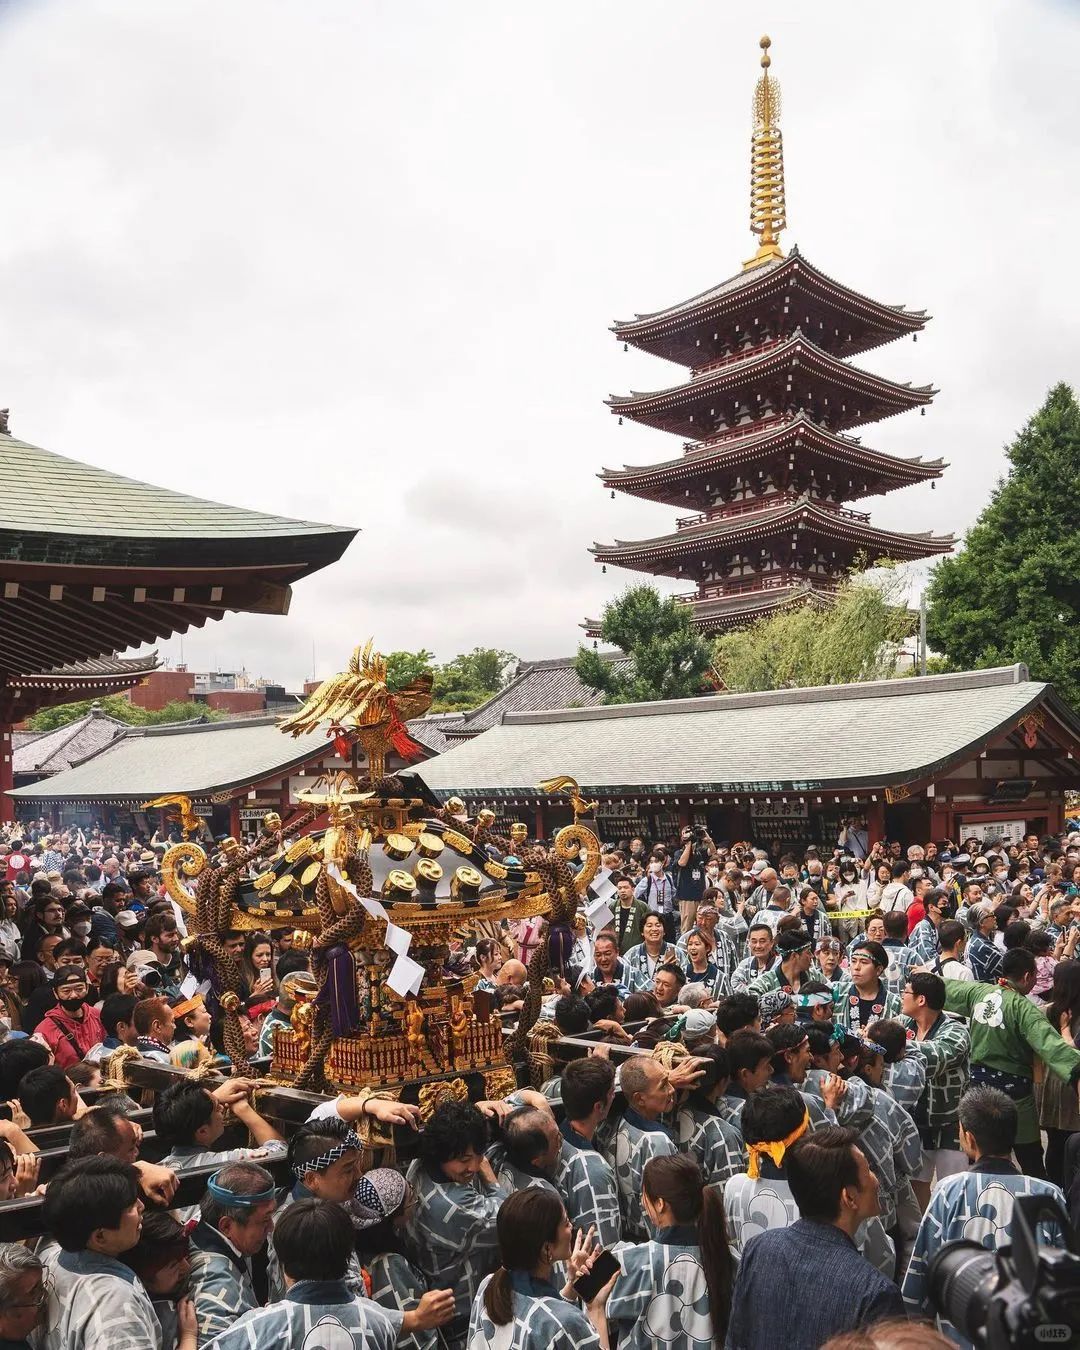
(674, 824, 713, 937)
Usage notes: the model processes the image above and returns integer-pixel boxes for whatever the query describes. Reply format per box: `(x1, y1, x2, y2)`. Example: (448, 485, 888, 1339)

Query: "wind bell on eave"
(744, 34, 788, 270)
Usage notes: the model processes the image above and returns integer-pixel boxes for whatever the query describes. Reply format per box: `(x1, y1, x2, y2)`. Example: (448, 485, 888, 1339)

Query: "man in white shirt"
(879, 862, 915, 913)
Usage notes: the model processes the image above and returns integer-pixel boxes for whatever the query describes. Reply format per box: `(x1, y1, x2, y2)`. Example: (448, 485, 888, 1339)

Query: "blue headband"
(206, 1169, 277, 1207)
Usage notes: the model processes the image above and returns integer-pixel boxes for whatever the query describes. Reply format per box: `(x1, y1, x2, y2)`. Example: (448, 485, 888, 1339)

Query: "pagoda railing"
(674, 573, 842, 603)
(681, 411, 791, 455)
(691, 335, 785, 379)
(675, 495, 870, 530)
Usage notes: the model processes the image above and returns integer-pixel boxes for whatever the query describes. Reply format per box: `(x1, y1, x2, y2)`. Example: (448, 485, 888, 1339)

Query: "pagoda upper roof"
(606, 332, 936, 439)
(0, 426, 357, 677)
(612, 249, 929, 366)
(592, 496, 954, 571)
(599, 412, 946, 495)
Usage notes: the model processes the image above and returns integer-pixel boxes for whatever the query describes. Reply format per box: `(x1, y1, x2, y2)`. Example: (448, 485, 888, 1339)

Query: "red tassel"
(327, 723, 353, 759)
(386, 705, 423, 762)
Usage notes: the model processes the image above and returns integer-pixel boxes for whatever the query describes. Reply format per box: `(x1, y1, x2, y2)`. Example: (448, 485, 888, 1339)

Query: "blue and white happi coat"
(607, 1227, 714, 1350)
(854, 1084, 923, 1230)
(907, 918, 941, 964)
(604, 1109, 677, 1240)
(554, 1121, 622, 1247)
(188, 1220, 260, 1348)
(406, 1157, 510, 1350)
(803, 1067, 875, 1131)
(902, 1163, 1067, 1340)
(624, 942, 679, 994)
(39, 1247, 162, 1350)
(722, 1164, 897, 1279)
(467, 1273, 600, 1350)
(880, 941, 920, 999)
(675, 1100, 745, 1186)
(158, 1139, 288, 1224)
(202, 1279, 402, 1350)
(367, 1250, 438, 1350)
(884, 1055, 927, 1118)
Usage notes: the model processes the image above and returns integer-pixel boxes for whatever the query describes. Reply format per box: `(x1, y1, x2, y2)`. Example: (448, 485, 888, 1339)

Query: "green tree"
(574, 583, 716, 705)
(925, 383, 1080, 706)
(27, 694, 223, 733)
(384, 649, 435, 692)
(431, 647, 515, 712)
(712, 573, 915, 692)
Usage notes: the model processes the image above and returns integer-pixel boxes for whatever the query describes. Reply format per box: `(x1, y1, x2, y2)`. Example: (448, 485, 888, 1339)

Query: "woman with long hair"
(602, 1152, 732, 1350)
(624, 914, 678, 995)
(1038, 958, 1080, 1185)
(240, 932, 276, 999)
(469, 1187, 610, 1350)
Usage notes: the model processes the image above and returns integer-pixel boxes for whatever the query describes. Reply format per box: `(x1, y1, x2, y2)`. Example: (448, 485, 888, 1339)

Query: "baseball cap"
(682, 1009, 717, 1039)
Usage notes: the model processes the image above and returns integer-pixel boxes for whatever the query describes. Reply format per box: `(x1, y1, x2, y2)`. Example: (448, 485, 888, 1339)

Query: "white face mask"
(73, 921, 91, 937)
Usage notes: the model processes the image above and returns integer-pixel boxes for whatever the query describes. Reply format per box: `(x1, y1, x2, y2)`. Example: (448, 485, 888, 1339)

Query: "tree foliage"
(925, 383, 1080, 706)
(26, 695, 225, 732)
(574, 584, 716, 705)
(712, 573, 915, 692)
(384, 647, 515, 713)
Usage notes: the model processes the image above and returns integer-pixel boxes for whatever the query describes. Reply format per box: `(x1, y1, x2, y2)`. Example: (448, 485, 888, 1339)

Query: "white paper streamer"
(327, 862, 424, 996)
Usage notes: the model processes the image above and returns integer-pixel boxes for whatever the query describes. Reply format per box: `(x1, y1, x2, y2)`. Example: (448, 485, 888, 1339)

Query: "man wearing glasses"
(34, 967, 105, 1069)
(0, 1244, 47, 1348)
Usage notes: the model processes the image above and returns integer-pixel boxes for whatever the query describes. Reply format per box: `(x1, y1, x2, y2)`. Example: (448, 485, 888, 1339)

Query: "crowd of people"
(0, 816, 1077, 1348)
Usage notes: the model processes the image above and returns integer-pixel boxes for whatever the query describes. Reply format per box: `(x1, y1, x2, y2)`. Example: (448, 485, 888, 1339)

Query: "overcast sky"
(0, 0, 1075, 686)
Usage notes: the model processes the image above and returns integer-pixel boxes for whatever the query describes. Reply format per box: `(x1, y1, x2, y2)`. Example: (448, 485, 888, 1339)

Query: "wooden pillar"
(229, 801, 241, 840)
(866, 798, 885, 846)
(0, 723, 13, 825)
(534, 803, 544, 840)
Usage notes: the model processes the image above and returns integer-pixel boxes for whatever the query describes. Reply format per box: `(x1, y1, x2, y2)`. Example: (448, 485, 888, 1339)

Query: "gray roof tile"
(409, 666, 1065, 795)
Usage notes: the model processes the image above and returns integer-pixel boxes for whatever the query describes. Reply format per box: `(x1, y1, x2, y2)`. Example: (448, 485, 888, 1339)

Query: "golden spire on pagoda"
(744, 34, 787, 270)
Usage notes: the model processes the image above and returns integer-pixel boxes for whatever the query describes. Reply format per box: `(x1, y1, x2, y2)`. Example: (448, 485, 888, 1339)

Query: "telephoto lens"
(928, 1240, 999, 1342)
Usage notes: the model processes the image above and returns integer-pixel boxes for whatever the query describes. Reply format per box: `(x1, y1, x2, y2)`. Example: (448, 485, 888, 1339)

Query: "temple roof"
(613, 251, 928, 366)
(12, 708, 130, 778)
(0, 426, 357, 677)
(8, 716, 331, 801)
(606, 332, 936, 439)
(6, 653, 160, 690)
(585, 582, 838, 636)
(599, 413, 946, 500)
(592, 497, 954, 571)
(406, 666, 1079, 798)
(439, 652, 632, 743)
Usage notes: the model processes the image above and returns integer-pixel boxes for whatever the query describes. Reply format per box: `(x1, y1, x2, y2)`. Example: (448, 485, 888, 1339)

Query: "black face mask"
(58, 996, 85, 1014)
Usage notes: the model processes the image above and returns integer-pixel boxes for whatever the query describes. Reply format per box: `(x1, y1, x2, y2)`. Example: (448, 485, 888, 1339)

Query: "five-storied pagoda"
(588, 37, 952, 634)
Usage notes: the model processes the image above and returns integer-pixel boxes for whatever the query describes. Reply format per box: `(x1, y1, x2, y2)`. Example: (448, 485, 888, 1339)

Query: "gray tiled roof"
(408, 666, 1068, 796)
(444, 653, 632, 739)
(10, 717, 329, 800)
(405, 713, 468, 755)
(0, 431, 351, 539)
(13, 712, 129, 776)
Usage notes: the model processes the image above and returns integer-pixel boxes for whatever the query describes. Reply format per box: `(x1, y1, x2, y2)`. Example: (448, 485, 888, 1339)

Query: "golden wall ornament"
(418, 1077, 469, 1124)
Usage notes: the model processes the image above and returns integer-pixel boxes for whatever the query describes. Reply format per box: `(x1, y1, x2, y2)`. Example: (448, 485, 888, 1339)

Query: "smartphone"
(573, 1249, 621, 1303)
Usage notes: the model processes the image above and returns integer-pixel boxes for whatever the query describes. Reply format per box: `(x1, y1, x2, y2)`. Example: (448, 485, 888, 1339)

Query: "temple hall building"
(0, 408, 356, 814)
(588, 37, 952, 634)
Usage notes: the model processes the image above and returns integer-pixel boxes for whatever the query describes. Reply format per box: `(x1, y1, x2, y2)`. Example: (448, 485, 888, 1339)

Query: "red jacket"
(36, 1004, 106, 1069)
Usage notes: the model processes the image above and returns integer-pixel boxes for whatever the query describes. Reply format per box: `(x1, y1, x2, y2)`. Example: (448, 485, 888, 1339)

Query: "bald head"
(496, 959, 527, 986)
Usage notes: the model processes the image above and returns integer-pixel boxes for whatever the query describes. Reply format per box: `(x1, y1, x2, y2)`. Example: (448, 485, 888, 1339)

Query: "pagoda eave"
(597, 414, 946, 501)
(1, 653, 161, 721)
(583, 581, 838, 637)
(607, 334, 936, 440)
(612, 252, 930, 366)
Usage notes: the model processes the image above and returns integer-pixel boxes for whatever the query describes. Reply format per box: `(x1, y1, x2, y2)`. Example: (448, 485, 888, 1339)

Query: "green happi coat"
(943, 978, 1080, 1145)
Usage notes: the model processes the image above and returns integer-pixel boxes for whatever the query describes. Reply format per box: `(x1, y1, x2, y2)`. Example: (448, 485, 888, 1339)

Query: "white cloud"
(0, 0, 1076, 684)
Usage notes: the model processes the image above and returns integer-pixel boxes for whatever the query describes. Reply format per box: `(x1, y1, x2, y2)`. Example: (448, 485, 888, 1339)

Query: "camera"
(140, 962, 165, 990)
(928, 1194, 1080, 1348)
